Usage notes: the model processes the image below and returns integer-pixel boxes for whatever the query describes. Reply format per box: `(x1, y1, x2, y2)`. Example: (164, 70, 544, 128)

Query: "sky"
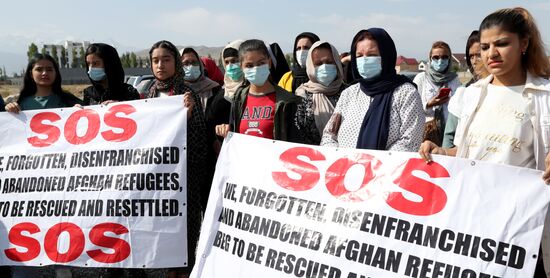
(1, 0, 550, 75)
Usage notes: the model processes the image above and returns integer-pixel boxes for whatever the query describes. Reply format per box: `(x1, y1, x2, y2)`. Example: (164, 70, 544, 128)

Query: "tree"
(60, 47, 67, 68)
(130, 52, 137, 68)
(51, 45, 59, 65)
(284, 53, 294, 67)
(79, 46, 86, 68)
(41, 46, 47, 55)
(27, 43, 39, 61)
(71, 48, 78, 68)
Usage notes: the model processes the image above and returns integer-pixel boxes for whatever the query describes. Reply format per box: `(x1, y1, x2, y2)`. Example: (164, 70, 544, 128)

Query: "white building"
(42, 41, 90, 68)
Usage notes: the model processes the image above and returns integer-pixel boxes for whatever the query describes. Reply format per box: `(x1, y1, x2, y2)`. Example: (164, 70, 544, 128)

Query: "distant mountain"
(135, 45, 224, 61)
(0, 51, 27, 76)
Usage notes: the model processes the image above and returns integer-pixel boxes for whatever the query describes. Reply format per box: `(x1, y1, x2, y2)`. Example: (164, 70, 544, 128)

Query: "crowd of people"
(2, 6, 550, 278)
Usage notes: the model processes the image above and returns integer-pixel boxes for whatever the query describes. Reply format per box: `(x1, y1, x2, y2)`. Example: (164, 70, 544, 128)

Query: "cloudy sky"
(1, 0, 550, 74)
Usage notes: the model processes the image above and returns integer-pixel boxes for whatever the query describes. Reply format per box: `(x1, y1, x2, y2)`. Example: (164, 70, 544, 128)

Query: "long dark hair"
(85, 43, 125, 92)
(18, 54, 63, 104)
(479, 7, 550, 78)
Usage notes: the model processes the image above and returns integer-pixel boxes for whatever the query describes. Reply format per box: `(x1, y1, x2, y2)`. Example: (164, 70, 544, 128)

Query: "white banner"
(192, 133, 550, 278)
(0, 96, 188, 268)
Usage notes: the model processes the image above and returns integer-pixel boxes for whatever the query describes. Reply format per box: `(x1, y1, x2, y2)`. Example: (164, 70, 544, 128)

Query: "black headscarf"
(268, 42, 290, 83)
(85, 43, 127, 100)
(290, 32, 320, 92)
(352, 28, 413, 150)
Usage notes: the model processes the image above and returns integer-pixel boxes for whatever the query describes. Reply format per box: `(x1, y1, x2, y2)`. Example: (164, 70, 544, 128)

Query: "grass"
(0, 84, 87, 100)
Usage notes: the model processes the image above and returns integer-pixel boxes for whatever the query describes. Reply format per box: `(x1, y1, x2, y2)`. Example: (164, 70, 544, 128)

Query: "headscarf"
(291, 32, 320, 92)
(351, 28, 413, 150)
(267, 42, 290, 83)
(200, 56, 224, 86)
(181, 47, 219, 111)
(295, 41, 344, 135)
(222, 39, 245, 100)
(148, 40, 194, 98)
(85, 43, 127, 101)
(425, 44, 458, 86)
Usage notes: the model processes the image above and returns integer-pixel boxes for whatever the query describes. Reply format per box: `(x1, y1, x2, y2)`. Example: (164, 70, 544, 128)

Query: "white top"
(413, 72, 461, 122)
(463, 84, 535, 169)
(320, 82, 425, 152)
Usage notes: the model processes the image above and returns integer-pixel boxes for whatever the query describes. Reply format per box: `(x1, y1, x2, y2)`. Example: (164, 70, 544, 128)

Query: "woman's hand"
(427, 94, 450, 108)
(419, 140, 447, 163)
(327, 113, 342, 135)
(183, 92, 194, 119)
(5, 103, 21, 114)
(543, 152, 550, 185)
(215, 124, 230, 138)
(101, 100, 117, 105)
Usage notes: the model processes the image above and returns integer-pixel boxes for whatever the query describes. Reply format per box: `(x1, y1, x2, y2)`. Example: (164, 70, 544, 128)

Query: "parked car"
(126, 75, 153, 88)
(135, 76, 155, 99)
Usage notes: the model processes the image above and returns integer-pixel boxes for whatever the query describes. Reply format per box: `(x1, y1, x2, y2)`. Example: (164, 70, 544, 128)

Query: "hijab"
(148, 40, 194, 98)
(291, 32, 320, 92)
(295, 41, 344, 135)
(85, 43, 128, 101)
(181, 47, 219, 111)
(351, 28, 413, 150)
(222, 39, 245, 100)
(425, 45, 458, 86)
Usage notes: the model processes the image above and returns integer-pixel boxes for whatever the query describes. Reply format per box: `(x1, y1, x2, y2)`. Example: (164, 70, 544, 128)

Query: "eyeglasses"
(431, 55, 449, 60)
(469, 53, 481, 61)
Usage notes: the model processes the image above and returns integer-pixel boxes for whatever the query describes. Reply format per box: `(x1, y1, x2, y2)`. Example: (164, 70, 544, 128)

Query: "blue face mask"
(356, 56, 382, 79)
(243, 64, 270, 86)
(183, 65, 202, 81)
(431, 58, 449, 72)
(315, 64, 338, 86)
(226, 63, 243, 81)
(88, 67, 106, 81)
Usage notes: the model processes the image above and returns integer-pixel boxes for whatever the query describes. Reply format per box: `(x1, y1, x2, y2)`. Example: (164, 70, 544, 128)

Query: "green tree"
(71, 48, 78, 68)
(27, 43, 39, 61)
(60, 47, 67, 68)
(79, 46, 86, 68)
(130, 52, 137, 68)
(51, 45, 59, 65)
(41, 46, 47, 55)
(284, 53, 294, 67)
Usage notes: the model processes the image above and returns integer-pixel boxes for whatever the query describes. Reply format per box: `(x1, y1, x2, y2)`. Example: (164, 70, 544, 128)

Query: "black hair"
(223, 48, 239, 59)
(149, 40, 180, 64)
(465, 31, 480, 73)
(18, 54, 63, 104)
(238, 39, 270, 62)
(85, 43, 125, 91)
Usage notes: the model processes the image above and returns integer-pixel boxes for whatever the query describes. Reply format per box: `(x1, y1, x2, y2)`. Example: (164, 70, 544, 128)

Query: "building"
(395, 55, 419, 73)
(42, 41, 90, 68)
(418, 61, 427, 71)
(452, 53, 468, 71)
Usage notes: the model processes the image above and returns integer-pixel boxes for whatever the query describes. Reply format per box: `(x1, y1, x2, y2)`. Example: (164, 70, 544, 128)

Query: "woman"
(215, 39, 301, 142)
(417, 8, 550, 276)
(6, 54, 82, 113)
(222, 39, 245, 101)
(294, 41, 346, 145)
(181, 47, 222, 115)
(148, 40, 208, 278)
(5, 54, 82, 278)
(278, 32, 320, 93)
(442, 31, 486, 148)
(320, 28, 424, 151)
(413, 41, 461, 146)
(267, 42, 290, 84)
(82, 43, 140, 105)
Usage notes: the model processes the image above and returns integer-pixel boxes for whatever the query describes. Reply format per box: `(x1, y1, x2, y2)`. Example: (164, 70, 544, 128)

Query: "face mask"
(296, 50, 308, 68)
(315, 64, 338, 86)
(183, 65, 202, 81)
(243, 64, 270, 86)
(356, 56, 382, 79)
(431, 58, 449, 72)
(88, 67, 106, 81)
(226, 63, 243, 81)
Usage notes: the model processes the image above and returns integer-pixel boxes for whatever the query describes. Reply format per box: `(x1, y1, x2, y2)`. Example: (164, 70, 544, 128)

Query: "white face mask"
(295, 50, 308, 68)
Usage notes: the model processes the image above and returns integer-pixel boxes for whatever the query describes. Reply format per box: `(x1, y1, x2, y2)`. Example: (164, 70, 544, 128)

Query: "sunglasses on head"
(431, 55, 449, 60)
